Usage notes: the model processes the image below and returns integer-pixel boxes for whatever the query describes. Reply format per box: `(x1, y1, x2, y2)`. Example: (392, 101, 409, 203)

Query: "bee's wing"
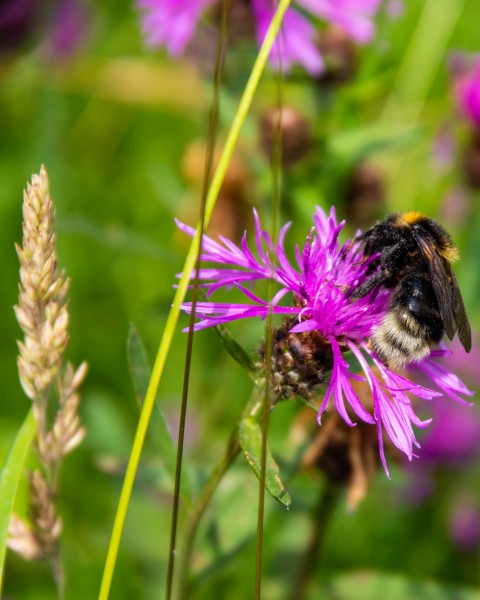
(412, 229, 457, 340)
(451, 271, 472, 352)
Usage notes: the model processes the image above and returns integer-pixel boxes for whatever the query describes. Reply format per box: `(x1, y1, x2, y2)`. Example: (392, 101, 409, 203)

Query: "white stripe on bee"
(371, 311, 431, 369)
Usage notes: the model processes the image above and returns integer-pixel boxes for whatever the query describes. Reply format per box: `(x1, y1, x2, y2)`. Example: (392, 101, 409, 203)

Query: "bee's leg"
(353, 269, 391, 297)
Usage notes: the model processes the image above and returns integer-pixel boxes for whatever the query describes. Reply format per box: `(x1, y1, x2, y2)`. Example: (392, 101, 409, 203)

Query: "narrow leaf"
(239, 415, 291, 508)
(127, 324, 188, 498)
(0, 409, 37, 591)
(214, 324, 255, 373)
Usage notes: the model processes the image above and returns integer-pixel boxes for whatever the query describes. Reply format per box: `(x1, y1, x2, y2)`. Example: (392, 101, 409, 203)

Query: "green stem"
(97, 2, 292, 598)
(176, 431, 241, 600)
(288, 483, 339, 600)
(49, 552, 65, 600)
(165, 0, 229, 597)
(255, 53, 283, 600)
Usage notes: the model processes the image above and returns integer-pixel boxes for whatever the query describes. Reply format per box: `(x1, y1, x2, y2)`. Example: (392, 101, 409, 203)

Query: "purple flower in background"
(177, 207, 473, 475)
(413, 341, 480, 465)
(251, 0, 323, 75)
(299, 0, 382, 44)
(47, 0, 89, 58)
(0, 0, 38, 52)
(137, 0, 382, 74)
(450, 52, 480, 130)
(138, 0, 214, 56)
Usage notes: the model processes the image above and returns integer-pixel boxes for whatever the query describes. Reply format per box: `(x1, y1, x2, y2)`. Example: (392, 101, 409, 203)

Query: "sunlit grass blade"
(381, 0, 465, 124)
(98, 1, 293, 599)
(0, 409, 37, 593)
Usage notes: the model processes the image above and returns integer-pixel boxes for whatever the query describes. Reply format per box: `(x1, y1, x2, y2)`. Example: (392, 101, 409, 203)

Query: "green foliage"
(126, 324, 179, 490)
(239, 414, 291, 509)
(214, 324, 255, 374)
(0, 410, 36, 592)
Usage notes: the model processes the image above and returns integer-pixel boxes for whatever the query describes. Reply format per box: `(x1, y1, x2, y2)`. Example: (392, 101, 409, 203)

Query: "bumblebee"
(355, 212, 471, 369)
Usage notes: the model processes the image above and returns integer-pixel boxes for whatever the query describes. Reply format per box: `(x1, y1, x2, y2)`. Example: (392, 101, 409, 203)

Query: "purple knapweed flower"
(450, 52, 480, 130)
(176, 207, 473, 476)
(137, 0, 381, 75)
(251, 0, 323, 75)
(137, 0, 214, 56)
(410, 340, 480, 465)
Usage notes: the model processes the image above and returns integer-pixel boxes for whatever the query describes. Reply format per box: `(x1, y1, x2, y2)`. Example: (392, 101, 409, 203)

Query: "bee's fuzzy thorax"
(397, 211, 460, 263)
(397, 211, 426, 226)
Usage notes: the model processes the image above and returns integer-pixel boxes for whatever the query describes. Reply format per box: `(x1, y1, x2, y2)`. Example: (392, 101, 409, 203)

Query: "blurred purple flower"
(137, 0, 381, 75)
(0, 0, 38, 52)
(251, 0, 323, 75)
(0, 0, 88, 58)
(386, 0, 404, 18)
(137, 0, 214, 56)
(47, 0, 89, 58)
(413, 340, 480, 465)
(450, 52, 480, 130)
(176, 206, 473, 475)
(299, 0, 382, 44)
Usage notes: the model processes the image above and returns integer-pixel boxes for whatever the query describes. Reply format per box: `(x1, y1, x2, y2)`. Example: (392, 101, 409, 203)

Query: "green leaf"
(214, 324, 255, 373)
(323, 571, 479, 600)
(239, 415, 291, 508)
(0, 409, 37, 591)
(327, 123, 422, 164)
(127, 324, 187, 498)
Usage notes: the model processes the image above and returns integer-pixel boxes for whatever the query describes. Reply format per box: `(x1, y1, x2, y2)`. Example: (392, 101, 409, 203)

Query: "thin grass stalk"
(97, 1, 293, 598)
(176, 430, 240, 600)
(165, 0, 230, 597)
(255, 52, 284, 599)
(289, 483, 339, 600)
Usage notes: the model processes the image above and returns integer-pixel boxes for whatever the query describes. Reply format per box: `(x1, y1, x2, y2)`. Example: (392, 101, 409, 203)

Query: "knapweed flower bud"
(259, 106, 311, 168)
(449, 495, 480, 552)
(344, 163, 385, 229)
(316, 27, 357, 86)
(181, 140, 251, 241)
(215, 0, 255, 42)
(461, 129, 480, 189)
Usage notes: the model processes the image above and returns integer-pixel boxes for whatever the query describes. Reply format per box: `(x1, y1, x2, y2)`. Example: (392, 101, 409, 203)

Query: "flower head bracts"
(176, 207, 474, 475)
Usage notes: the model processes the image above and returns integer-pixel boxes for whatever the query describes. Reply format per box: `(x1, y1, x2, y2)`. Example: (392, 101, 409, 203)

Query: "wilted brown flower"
(344, 163, 386, 229)
(181, 139, 252, 242)
(294, 368, 399, 511)
(259, 106, 311, 168)
(462, 129, 480, 189)
(316, 27, 357, 86)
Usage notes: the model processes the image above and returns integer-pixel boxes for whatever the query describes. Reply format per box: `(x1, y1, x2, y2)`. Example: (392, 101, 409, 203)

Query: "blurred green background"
(1, 0, 480, 598)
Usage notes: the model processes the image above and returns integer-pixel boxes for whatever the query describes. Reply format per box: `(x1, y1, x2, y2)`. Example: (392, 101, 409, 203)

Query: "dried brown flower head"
(294, 368, 400, 511)
(259, 106, 312, 168)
